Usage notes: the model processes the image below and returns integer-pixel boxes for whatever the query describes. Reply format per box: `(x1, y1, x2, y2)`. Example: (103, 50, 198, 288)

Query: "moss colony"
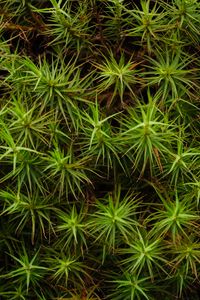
(0, 0, 200, 299)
